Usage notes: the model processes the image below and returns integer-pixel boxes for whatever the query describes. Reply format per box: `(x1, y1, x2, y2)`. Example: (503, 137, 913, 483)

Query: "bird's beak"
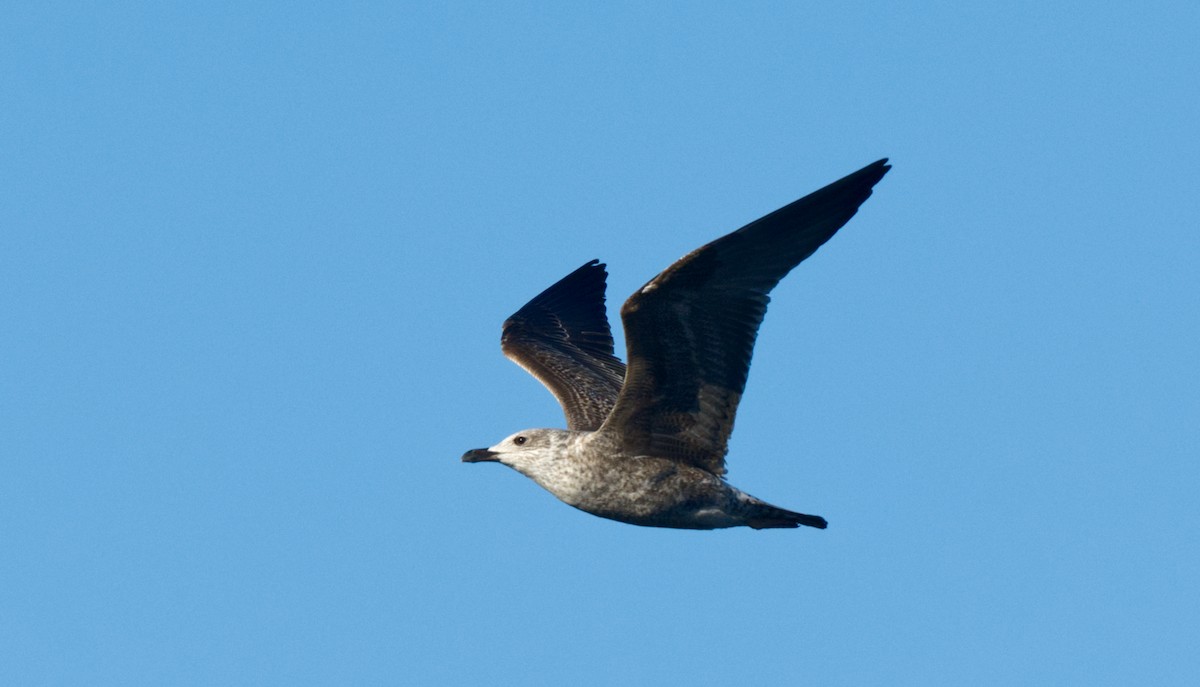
(461, 448, 500, 463)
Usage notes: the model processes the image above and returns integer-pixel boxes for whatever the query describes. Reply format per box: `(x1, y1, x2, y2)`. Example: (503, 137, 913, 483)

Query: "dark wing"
(600, 159, 891, 475)
(501, 260, 627, 430)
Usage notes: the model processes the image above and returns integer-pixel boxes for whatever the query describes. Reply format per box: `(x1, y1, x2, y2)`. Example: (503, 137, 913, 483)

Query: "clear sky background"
(3, 2, 1197, 685)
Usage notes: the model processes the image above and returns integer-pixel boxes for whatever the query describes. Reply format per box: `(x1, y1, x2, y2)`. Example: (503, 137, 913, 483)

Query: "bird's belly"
(578, 500, 741, 530)
(563, 459, 741, 530)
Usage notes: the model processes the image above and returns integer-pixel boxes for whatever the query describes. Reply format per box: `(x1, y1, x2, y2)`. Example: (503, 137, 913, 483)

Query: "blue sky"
(3, 2, 1198, 684)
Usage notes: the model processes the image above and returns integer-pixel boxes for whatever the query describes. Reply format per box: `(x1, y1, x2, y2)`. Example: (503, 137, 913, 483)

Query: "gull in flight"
(463, 159, 890, 530)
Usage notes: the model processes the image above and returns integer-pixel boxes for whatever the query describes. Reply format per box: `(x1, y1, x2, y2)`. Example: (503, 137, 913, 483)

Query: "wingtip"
(865, 157, 892, 177)
(568, 258, 606, 276)
(841, 158, 891, 195)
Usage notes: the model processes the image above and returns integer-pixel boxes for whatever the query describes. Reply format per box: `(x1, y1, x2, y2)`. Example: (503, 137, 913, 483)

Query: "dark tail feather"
(746, 503, 828, 530)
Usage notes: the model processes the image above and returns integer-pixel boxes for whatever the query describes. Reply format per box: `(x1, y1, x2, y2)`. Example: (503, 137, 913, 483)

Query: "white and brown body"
(464, 429, 822, 530)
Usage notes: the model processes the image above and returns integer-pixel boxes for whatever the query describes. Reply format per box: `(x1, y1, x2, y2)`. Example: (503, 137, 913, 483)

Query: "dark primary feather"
(501, 260, 627, 431)
(601, 159, 891, 475)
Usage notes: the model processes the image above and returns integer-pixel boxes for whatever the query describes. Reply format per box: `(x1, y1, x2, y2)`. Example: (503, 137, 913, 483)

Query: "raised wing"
(501, 260, 627, 430)
(600, 159, 891, 475)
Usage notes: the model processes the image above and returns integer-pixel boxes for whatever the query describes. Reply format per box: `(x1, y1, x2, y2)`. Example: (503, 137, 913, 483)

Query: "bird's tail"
(744, 500, 827, 530)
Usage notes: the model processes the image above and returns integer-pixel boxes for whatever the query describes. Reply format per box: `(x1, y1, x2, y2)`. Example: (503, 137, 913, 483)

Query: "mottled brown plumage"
(464, 159, 891, 530)
(500, 261, 625, 431)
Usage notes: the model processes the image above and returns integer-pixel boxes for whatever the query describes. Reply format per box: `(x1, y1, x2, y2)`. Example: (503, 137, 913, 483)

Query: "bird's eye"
(514, 436, 527, 446)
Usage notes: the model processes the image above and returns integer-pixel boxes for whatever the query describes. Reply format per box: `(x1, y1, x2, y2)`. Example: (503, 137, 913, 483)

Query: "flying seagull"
(463, 159, 890, 530)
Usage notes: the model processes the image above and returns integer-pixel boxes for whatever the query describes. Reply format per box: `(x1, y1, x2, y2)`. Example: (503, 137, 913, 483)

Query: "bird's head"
(461, 428, 570, 478)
